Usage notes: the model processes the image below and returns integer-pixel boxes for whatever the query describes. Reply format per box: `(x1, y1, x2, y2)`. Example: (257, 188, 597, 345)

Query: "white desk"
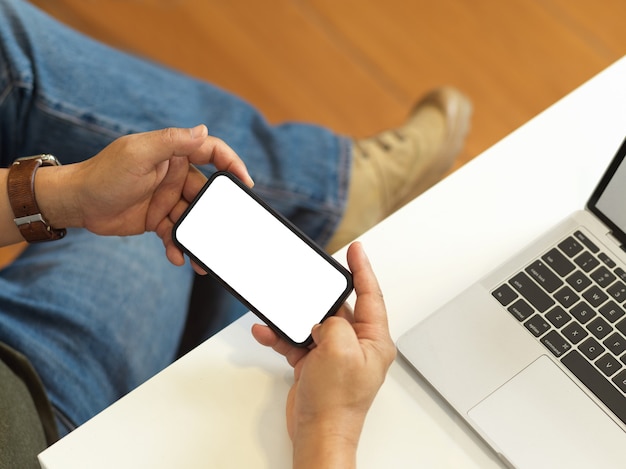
(39, 56, 626, 469)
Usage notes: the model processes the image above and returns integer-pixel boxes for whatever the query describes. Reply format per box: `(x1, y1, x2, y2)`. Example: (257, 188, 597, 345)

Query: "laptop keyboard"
(492, 229, 626, 426)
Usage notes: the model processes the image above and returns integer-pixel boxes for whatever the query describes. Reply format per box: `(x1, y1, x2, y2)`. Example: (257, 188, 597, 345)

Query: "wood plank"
(306, 0, 623, 161)
(546, 0, 626, 58)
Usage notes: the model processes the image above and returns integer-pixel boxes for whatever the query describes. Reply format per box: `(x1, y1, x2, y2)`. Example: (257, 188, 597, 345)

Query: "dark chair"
(176, 274, 242, 358)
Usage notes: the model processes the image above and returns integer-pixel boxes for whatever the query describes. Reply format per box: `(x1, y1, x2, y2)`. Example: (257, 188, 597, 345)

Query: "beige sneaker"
(325, 87, 472, 254)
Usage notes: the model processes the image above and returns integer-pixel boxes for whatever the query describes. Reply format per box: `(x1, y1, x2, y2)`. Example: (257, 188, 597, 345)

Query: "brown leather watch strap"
(7, 156, 66, 242)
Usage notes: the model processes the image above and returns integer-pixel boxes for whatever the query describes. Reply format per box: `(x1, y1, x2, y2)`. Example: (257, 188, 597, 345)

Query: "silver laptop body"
(397, 138, 626, 469)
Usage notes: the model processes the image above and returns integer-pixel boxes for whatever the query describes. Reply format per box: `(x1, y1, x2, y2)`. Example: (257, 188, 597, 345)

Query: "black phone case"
(172, 171, 353, 347)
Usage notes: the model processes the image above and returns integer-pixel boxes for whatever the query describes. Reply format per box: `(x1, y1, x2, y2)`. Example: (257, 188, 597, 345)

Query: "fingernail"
(190, 124, 207, 139)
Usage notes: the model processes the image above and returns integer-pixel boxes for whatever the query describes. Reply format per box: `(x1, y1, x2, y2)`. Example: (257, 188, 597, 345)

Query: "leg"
(0, 0, 351, 246)
(0, 229, 194, 435)
(0, 0, 471, 252)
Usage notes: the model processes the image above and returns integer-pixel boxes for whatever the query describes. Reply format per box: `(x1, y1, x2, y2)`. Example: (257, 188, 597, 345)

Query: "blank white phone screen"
(174, 174, 351, 344)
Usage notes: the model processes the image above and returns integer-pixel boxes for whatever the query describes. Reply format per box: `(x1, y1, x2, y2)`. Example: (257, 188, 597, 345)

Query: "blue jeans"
(0, 0, 351, 436)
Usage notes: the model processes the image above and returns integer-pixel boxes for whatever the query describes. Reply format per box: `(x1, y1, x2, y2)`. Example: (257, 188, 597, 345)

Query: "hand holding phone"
(173, 172, 353, 346)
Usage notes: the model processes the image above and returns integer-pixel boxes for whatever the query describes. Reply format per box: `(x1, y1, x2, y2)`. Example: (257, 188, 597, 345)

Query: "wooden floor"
(2, 0, 626, 266)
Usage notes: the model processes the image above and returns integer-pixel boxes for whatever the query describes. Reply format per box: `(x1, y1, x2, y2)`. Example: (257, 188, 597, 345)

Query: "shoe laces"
(355, 129, 406, 158)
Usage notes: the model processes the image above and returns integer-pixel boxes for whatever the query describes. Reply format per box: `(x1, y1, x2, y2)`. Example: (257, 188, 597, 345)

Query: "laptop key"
(596, 353, 622, 377)
(540, 330, 571, 357)
(603, 332, 626, 356)
(587, 317, 612, 340)
(545, 305, 571, 328)
(508, 299, 533, 321)
(574, 251, 600, 272)
(542, 248, 575, 277)
(525, 314, 551, 337)
(570, 301, 596, 324)
(579, 337, 605, 360)
(599, 301, 625, 323)
(591, 265, 617, 288)
(607, 281, 626, 303)
(526, 260, 563, 293)
(574, 230, 599, 253)
(598, 252, 617, 268)
(566, 270, 592, 292)
(554, 285, 579, 308)
(558, 237, 584, 258)
(562, 322, 588, 344)
(510, 272, 554, 313)
(583, 285, 609, 308)
(492, 284, 518, 306)
(562, 350, 626, 426)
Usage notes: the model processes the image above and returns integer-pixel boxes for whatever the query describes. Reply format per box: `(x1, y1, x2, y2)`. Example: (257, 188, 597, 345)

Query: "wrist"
(292, 411, 365, 469)
(34, 163, 84, 229)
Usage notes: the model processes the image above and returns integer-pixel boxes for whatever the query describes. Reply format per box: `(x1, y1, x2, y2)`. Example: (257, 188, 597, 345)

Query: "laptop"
(397, 137, 626, 469)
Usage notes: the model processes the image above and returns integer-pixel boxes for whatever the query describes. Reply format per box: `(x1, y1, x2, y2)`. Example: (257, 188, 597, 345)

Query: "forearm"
(33, 164, 83, 231)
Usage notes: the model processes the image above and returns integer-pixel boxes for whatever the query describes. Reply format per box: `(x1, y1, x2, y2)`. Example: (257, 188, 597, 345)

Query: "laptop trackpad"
(468, 355, 624, 468)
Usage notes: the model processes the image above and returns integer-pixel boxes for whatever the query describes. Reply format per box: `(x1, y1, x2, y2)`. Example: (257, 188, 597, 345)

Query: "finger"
(251, 324, 308, 367)
(153, 214, 186, 267)
(145, 156, 190, 231)
(132, 126, 209, 170)
(165, 243, 186, 267)
(347, 242, 397, 367)
(189, 136, 254, 188)
(155, 216, 175, 247)
(168, 198, 192, 225)
(181, 165, 210, 205)
(190, 261, 208, 275)
(346, 242, 389, 330)
(251, 323, 279, 347)
(158, 219, 208, 273)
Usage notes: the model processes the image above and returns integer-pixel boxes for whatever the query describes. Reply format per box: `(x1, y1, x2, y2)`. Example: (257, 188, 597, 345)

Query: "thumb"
(137, 125, 208, 167)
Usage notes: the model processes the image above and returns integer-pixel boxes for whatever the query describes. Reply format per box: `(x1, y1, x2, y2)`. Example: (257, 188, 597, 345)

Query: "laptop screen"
(587, 137, 626, 246)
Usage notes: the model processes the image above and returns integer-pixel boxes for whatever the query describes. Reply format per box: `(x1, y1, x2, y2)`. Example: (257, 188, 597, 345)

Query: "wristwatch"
(7, 154, 67, 242)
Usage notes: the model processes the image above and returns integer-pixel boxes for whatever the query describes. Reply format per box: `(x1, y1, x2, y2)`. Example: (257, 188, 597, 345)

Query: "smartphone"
(172, 171, 353, 346)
